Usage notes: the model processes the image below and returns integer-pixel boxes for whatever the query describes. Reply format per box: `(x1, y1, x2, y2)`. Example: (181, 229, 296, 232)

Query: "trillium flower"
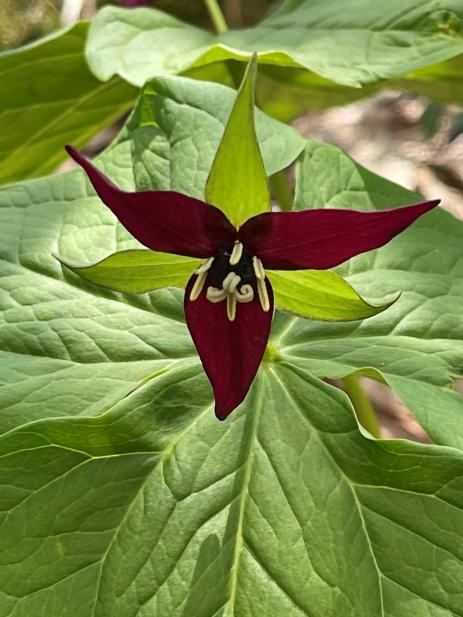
(64, 144, 438, 419)
(60, 57, 440, 419)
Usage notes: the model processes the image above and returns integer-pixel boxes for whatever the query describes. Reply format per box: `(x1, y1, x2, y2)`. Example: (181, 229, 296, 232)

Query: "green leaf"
(0, 22, 136, 185)
(205, 56, 270, 228)
(130, 75, 304, 197)
(56, 250, 200, 294)
(283, 139, 463, 449)
(87, 3, 463, 98)
(2, 364, 463, 615)
(267, 269, 393, 321)
(1, 72, 463, 615)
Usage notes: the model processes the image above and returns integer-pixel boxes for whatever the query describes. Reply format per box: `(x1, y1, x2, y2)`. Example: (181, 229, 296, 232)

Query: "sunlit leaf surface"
(0, 77, 462, 616)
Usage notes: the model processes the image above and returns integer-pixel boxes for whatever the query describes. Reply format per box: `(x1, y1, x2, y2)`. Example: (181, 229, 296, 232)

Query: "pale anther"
(227, 295, 237, 321)
(257, 278, 270, 312)
(189, 270, 207, 301)
(229, 241, 243, 266)
(190, 257, 214, 301)
(253, 256, 265, 280)
(195, 257, 213, 274)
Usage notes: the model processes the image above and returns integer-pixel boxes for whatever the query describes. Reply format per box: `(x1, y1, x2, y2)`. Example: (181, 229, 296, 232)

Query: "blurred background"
(2, 0, 462, 441)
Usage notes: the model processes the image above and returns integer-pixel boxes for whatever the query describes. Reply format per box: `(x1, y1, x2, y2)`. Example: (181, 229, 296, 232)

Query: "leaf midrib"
(270, 364, 386, 616)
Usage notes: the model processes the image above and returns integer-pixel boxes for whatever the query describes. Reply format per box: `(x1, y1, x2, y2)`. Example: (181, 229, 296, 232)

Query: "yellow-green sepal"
(267, 269, 396, 321)
(205, 53, 270, 228)
(55, 250, 200, 293)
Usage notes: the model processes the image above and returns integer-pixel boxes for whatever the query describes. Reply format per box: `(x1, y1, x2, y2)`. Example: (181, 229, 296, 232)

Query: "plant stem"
(343, 374, 381, 438)
(270, 170, 293, 211)
(204, 0, 228, 33)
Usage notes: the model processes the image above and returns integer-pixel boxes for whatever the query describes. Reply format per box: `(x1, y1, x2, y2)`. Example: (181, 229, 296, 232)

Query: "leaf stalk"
(343, 373, 381, 438)
(204, 0, 229, 33)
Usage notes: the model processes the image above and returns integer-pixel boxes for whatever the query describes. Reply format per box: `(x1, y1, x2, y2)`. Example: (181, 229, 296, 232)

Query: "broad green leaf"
(1, 73, 463, 615)
(267, 269, 393, 321)
(0, 22, 136, 185)
(130, 75, 304, 197)
(56, 250, 200, 294)
(205, 56, 270, 227)
(283, 140, 463, 449)
(1, 364, 463, 615)
(87, 3, 463, 93)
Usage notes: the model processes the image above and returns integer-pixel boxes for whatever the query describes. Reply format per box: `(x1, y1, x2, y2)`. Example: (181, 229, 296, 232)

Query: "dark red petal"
(184, 276, 274, 420)
(238, 200, 440, 269)
(66, 146, 236, 258)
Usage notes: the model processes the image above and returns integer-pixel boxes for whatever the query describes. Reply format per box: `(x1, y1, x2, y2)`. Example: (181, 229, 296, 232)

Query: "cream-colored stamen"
(229, 241, 243, 266)
(236, 284, 254, 303)
(227, 295, 237, 321)
(206, 287, 227, 303)
(189, 270, 207, 301)
(195, 257, 213, 274)
(257, 278, 270, 312)
(253, 256, 265, 280)
(201, 249, 268, 320)
(190, 257, 214, 301)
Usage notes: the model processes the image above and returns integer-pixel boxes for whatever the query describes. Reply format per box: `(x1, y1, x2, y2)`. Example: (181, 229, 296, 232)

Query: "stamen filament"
(229, 241, 243, 266)
(257, 278, 270, 312)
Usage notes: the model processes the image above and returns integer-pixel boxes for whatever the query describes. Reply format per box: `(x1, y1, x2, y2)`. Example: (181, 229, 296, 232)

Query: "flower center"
(189, 241, 270, 321)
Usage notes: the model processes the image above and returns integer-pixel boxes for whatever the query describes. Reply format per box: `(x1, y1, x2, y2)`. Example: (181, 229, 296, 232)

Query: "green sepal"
(267, 269, 395, 321)
(55, 250, 200, 294)
(205, 54, 270, 228)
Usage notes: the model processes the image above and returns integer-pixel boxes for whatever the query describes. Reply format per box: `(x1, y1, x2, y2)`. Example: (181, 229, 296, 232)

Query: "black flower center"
(189, 242, 269, 321)
(209, 244, 256, 289)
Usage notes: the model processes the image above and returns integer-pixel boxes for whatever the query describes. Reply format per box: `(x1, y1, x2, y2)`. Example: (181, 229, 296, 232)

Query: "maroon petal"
(66, 146, 236, 258)
(238, 200, 440, 269)
(184, 276, 274, 419)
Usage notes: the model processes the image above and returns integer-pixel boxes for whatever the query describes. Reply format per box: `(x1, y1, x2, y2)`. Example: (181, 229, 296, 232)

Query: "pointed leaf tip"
(55, 250, 200, 294)
(205, 55, 270, 229)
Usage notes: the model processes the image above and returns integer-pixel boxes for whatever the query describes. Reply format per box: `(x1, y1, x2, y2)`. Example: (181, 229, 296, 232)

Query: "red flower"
(65, 146, 439, 419)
